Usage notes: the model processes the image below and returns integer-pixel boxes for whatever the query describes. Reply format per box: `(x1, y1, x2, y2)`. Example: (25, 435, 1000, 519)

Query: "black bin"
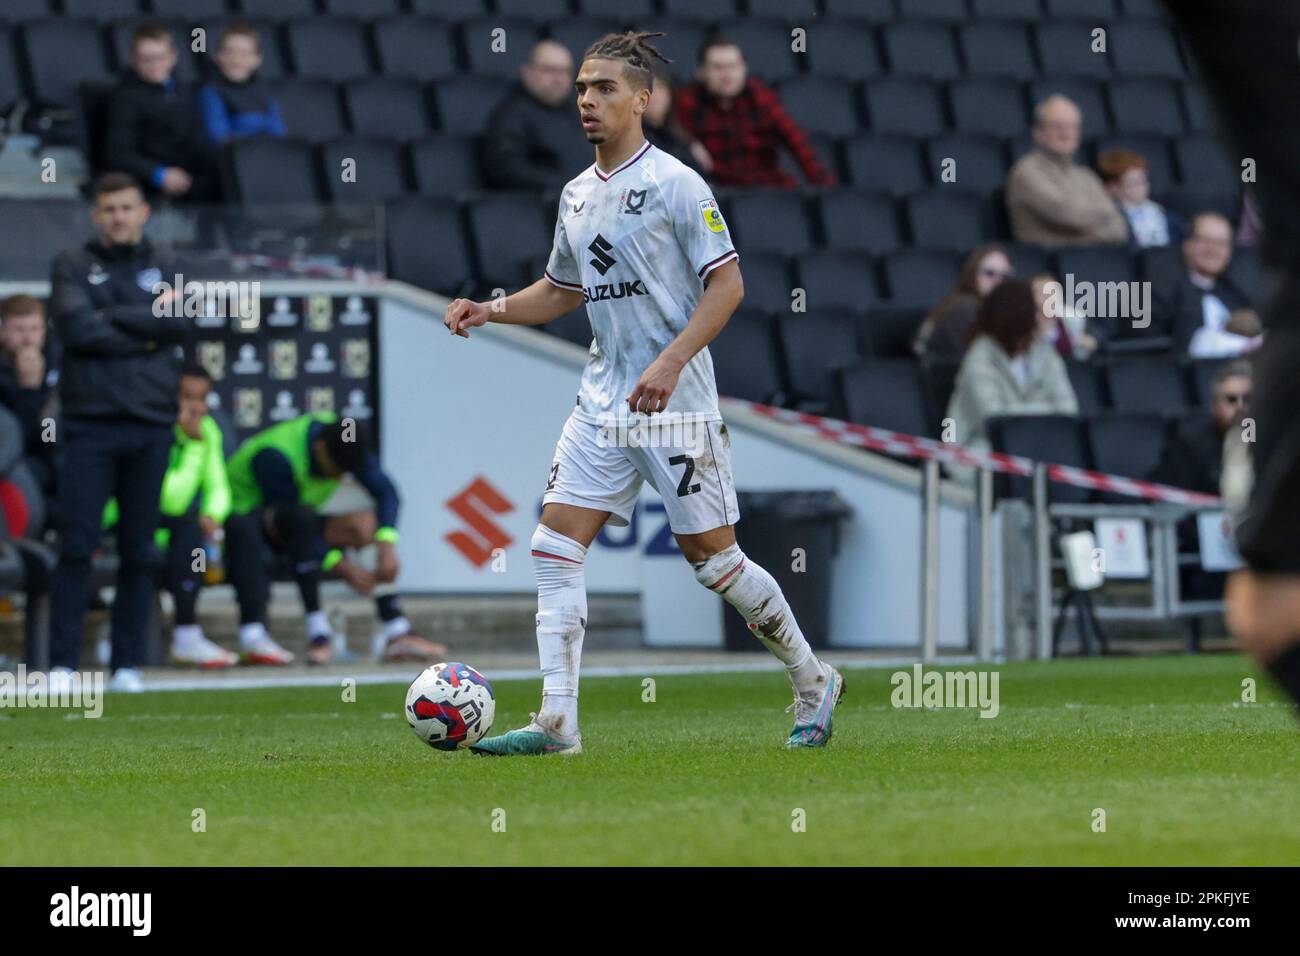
(724, 489, 852, 651)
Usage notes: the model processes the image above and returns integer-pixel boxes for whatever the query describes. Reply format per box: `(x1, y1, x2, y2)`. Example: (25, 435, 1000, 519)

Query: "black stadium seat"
(459, 18, 541, 79)
(838, 360, 936, 437)
(62, 0, 138, 19)
(711, 312, 786, 407)
(21, 19, 110, 107)
(1180, 82, 1219, 134)
(905, 191, 988, 251)
(1185, 358, 1231, 408)
(1172, 135, 1239, 193)
(1104, 355, 1190, 416)
(575, 0, 655, 14)
(631, 19, 707, 83)
(286, 19, 373, 80)
(735, 252, 793, 316)
(465, 191, 551, 291)
(223, 138, 322, 208)
(959, 22, 1037, 80)
(948, 78, 1029, 138)
(1065, 360, 1106, 416)
(860, 306, 927, 358)
(1108, 20, 1186, 78)
(748, 0, 816, 15)
(241, 0, 316, 16)
(268, 79, 346, 142)
(777, 313, 864, 407)
(882, 23, 961, 80)
(318, 137, 407, 203)
(385, 198, 474, 298)
(0, 199, 87, 281)
(343, 78, 430, 140)
(880, 249, 960, 309)
(408, 136, 481, 197)
(1033, 22, 1113, 79)
(372, 16, 459, 82)
(823, 0, 893, 20)
(0, 26, 22, 114)
(430, 76, 511, 135)
(726, 20, 801, 83)
(805, 22, 882, 80)
(494, 0, 570, 20)
(728, 192, 813, 257)
(924, 133, 1008, 190)
(971, 0, 1043, 20)
(778, 76, 861, 138)
(843, 134, 926, 194)
(150, 0, 227, 17)
(0, 0, 52, 20)
(1054, 245, 1137, 287)
(794, 252, 877, 313)
(547, 19, 622, 68)
(1086, 412, 1170, 491)
(906, 0, 970, 22)
(410, 0, 488, 16)
(816, 190, 902, 255)
(1044, 0, 1115, 17)
(1106, 78, 1186, 136)
(987, 414, 1092, 503)
(863, 78, 947, 137)
(321, 0, 402, 15)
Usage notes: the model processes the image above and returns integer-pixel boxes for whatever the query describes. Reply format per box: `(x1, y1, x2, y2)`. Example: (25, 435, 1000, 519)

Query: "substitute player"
(444, 32, 844, 755)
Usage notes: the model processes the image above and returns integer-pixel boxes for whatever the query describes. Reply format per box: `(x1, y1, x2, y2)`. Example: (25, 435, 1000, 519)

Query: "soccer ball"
(404, 662, 496, 750)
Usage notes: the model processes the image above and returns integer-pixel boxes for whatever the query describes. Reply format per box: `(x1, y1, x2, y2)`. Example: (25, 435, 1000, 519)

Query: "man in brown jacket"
(1006, 95, 1128, 246)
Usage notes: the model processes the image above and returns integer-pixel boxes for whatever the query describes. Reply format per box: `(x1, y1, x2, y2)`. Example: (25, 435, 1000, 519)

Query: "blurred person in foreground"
(913, 243, 1015, 364)
(0, 295, 59, 493)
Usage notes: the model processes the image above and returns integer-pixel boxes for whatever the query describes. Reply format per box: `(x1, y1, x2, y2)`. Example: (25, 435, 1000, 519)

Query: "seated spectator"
(1150, 359, 1251, 598)
(913, 244, 1014, 364)
(673, 37, 836, 189)
(944, 280, 1079, 481)
(0, 294, 59, 492)
(105, 24, 220, 202)
(1006, 95, 1128, 246)
(1098, 148, 1184, 247)
(198, 22, 285, 146)
(1151, 211, 1260, 357)
(643, 65, 709, 174)
(1030, 271, 1099, 361)
(482, 40, 593, 191)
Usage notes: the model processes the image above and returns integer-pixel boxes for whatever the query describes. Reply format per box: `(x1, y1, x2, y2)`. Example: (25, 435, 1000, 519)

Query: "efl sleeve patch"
(699, 198, 727, 234)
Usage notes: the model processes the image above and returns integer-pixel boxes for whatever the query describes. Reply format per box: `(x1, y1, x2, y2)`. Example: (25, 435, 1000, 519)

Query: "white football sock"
(239, 622, 269, 649)
(173, 623, 203, 648)
(693, 544, 825, 696)
(305, 610, 331, 640)
(531, 524, 587, 738)
(383, 615, 411, 640)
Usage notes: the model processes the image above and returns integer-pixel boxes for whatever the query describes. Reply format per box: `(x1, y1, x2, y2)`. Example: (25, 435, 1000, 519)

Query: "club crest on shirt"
(699, 199, 727, 234)
(136, 267, 163, 292)
(621, 188, 647, 215)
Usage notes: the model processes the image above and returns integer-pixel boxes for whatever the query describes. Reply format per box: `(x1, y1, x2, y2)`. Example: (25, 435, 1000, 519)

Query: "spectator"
(913, 244, 1014, 363)
(643, 65, 708, 173)
(104, 24, 220, 202)
(944, 280, 1079, 481)
(1006, 95, 1128, 245)
(0, 295, 59, 490)
(102, 363, 236, 668)
(1150, 359, 1252, 599)
(1098, 148, 1185, 247)
(673, 37, 836, 189)
(45, 173, 189, 692)
(1030, 271, 1099, 361)
(481, 40, 593, 191)
(198, 22, 285, 146)
(1151, 211, 1259, 357)
(222, 413, 447, 667)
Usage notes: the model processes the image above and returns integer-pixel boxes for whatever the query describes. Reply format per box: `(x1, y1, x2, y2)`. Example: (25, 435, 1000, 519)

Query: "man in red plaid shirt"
(673, 37, 836, 189)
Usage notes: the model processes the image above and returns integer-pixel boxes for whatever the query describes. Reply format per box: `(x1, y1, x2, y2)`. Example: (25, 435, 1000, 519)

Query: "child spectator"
(199, 23, 286, 145)
(1098, 148, 1184, 247)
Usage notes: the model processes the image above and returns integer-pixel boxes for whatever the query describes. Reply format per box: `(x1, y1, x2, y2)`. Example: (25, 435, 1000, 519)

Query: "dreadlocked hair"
(582, 31, 671, 91)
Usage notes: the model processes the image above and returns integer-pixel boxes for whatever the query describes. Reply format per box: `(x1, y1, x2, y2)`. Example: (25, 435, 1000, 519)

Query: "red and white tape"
(725, 399, 1221, 507)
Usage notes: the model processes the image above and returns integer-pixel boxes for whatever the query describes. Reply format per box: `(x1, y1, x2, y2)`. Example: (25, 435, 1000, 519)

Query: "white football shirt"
(544, 141, 739, 427)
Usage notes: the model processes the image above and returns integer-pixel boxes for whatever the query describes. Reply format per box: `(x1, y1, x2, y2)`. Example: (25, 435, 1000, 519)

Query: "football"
(404, 662, 496, 750)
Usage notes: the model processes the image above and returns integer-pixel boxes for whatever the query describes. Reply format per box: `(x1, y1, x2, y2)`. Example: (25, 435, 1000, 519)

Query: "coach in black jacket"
(46, 173, 190, 683)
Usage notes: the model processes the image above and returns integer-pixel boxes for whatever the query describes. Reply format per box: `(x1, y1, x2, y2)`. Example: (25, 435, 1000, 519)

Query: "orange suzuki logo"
(445, 476, 514, 567)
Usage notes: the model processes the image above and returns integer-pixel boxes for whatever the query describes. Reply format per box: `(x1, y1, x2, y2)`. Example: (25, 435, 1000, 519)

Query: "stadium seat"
(0, 27, 22, 115)
(547, 19, 622, 68)
(409, 0, 488, 16)
(728, 192, 813, 257)
(385, 198, 475, 297)
(372, 16, 459, 82)
(1065, 360, 1106, 416)
(1028, 76, 1110, 136)
(241, 0, 316, 16)
(321, 0, 402, 15)
(903, 0, 970, 22)
(222, 138, 322, 208)
(748, 0, 817, 15)
(805, 22, 881, 80)
(0, 200, 87, 281)
(21, 19, 111, 107)
(880, 249, 961, 309)
(776, 313, 864, 408)
(1104, 355, 1189, 416)
(838, 360, 936, 438)
(924, 133, 1008, 191)
(268, 79, 346, 142)
(1184, 358, 1231, 409)
(630, 19, 707, 83)
(905, 191, 988, 251)
(778, 76, 861, 138)
(1172, 135, 1240, 193)
(0, 0, 52, 20)
(1225, 247, 1270, 306)
(921, 358, 962, 421)
(459, 18, 541, 78)
(1086, 412, 1170, 493)
(863, 78, 947, 138)
(987, 414, 1092, 503)
(948, 78, 1029, 138)
(466, 191, 551, 291)
(408, 135, 481, 197)
(736, 252, 794, 316)
(575, 0, 656, 14)
(816, 190, 902, 256)
(1033, 22, 1113, 79)
(490, 0, 572, 20)
(843, 134, 926, 194)
(1119, 0, 1168, 16)
(318, 137, 407, 203)
(286, 19, 373, 80)
(343, 78, 430, 140)
(429, 76, 511, 135)
(150, 0, 227, 17)
(1004, 242, 1052, 279)
(1108, 20, 1186, 78)
(63, 0, 146, 19)
(822, 0, 893, 20)
(1180, 82, 1219, 134)
(882, 23, 961, 80)
(660, 0, 739, 22)
(959, 22, 1037, 80)
(970, 0, 1043, 20)
(727, 20, 801, 84)
(1106, 78, 1186, 136)
(711, 312, 787, 407)
(1044, 0, 1115, 16)
(794, 252, 877, 313)
(1054, 245, 1137, 287)
(859, 306, 928, 358)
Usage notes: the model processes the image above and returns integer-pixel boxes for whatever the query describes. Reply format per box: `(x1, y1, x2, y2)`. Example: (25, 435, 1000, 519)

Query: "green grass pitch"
(2, 654, 1298, 866)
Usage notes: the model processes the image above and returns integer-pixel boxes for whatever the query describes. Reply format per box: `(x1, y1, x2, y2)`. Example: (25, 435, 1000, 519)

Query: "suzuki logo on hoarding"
(446, 476, 514, 567)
